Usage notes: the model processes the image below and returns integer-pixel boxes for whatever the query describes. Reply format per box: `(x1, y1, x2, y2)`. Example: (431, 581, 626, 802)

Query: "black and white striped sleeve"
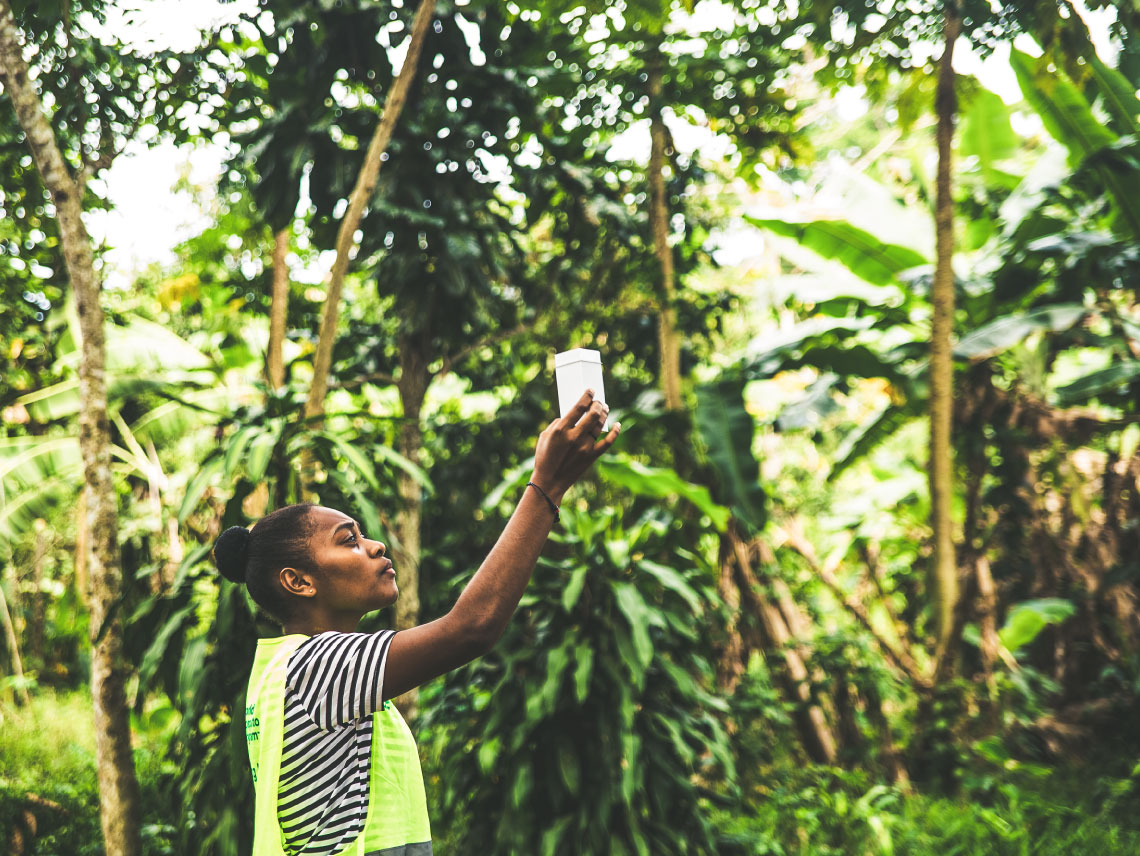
(286, 631, 396, 730)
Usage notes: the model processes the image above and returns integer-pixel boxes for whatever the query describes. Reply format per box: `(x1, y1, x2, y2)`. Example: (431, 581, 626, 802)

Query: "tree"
(0, 4, 141, 852)
(929, 1, 962, 666)
(302, 0, 438, 427)
(0, 1, 228, 850)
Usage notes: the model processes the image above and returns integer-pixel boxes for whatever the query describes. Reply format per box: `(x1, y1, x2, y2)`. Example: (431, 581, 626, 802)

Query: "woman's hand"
(531, 389, 620, 501)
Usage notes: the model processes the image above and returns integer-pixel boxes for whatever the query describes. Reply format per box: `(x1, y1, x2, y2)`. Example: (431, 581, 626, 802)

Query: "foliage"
(710, 761, 1140, 856)
(424, 503, 731, 856)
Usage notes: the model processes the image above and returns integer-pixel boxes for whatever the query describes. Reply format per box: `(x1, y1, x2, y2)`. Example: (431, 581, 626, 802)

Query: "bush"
(423, 505, 732, 855)
(709, 760, 1140, 856)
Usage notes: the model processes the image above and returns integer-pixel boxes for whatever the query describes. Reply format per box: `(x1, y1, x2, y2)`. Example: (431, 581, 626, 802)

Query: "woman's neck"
(283, 609, 363, 636)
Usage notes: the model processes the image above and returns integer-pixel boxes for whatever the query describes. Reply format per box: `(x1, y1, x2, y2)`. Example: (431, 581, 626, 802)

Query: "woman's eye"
(345, 533, 357, 544)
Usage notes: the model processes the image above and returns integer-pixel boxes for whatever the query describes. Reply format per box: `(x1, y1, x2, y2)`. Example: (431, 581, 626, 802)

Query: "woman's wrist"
(528, 472, 566, 505)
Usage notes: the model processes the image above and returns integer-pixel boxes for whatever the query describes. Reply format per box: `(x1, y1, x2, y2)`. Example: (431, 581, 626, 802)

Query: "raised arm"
(381, 390, 618, 700)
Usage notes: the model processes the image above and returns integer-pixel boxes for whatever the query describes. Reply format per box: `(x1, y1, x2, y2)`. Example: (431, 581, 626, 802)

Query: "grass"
(0, 687, 178, 856)
(0, 688, 98, 792)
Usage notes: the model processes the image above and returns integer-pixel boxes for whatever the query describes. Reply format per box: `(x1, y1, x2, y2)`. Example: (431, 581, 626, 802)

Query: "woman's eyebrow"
(333, 520, 357, 538)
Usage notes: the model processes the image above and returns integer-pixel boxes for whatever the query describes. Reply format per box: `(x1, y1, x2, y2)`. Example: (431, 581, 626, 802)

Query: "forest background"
(2, 0, 1140, 853)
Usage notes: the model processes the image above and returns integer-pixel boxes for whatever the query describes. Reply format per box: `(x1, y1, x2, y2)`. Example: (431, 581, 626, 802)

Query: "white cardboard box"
(554, 348, 606, 421)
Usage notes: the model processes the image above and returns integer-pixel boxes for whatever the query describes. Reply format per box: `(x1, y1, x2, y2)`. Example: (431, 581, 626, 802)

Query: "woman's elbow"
(465, 615, 504, 656)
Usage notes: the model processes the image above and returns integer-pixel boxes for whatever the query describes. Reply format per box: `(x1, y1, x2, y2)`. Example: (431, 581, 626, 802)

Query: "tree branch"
(331, 369, 398, 392)
(304, 0, 438, 424)
(438, 321, 532, 377)
(776, 520, 932, 691)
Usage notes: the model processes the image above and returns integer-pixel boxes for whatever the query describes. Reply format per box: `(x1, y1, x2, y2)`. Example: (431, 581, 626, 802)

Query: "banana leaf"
(745, 216, 928, 286)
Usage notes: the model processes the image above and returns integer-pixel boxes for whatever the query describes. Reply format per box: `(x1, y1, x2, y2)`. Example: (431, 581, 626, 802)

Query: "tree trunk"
(646, 49, 682, 411)
(864, 680, 909, 786)
(716, 539, 746, 692)
(267, 227, 290, 390)
(393, 333, 430, 634)
(28, 521, 46, 664)
(0, 7, 143, 854)
(75, 486, 88, 597)
(391, 333, 431, 717)
(975, 553, 1001, 702)
(0, 574, 30, 706)
(304, 0, 437, 424)
(930, 4, 961, 668)
(731, 531, 838, 764)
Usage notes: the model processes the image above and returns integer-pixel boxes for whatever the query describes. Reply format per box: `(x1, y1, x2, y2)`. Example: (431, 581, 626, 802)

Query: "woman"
(213, 390, 618, 856)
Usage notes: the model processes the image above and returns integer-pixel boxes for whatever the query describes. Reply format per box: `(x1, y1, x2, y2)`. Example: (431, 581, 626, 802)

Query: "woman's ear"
(280, 566, 316, 598)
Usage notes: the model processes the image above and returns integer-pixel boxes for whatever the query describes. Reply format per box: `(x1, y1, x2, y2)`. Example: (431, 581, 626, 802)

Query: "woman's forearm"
(447, 479, 562, 649)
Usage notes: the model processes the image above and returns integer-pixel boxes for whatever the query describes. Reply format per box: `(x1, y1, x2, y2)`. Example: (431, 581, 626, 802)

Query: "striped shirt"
(279, 630, 397, 856)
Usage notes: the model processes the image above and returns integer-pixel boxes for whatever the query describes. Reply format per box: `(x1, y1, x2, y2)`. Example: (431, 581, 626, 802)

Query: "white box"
(554, 348, 606, 422)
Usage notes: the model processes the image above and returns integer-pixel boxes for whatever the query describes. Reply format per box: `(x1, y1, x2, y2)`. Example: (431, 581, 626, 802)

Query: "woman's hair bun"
(213, 526, 252, 583)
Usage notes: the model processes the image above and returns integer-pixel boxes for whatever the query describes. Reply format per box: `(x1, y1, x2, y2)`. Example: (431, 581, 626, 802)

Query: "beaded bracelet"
(526, 481, 560, 520)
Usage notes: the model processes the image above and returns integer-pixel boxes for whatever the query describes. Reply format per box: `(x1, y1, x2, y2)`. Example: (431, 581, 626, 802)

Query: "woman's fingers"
(592, 421, 621, 455)
(570, 401, 609, 444)
(561, 389, 596, 430)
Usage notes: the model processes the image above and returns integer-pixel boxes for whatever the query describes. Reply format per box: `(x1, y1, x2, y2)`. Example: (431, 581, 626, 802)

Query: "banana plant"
(1, 310, 229, 544)
(741, 55, 1140, 474)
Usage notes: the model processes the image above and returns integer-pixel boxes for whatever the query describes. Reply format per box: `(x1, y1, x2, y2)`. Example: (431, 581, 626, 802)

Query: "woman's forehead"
(309, 506, 355, 530)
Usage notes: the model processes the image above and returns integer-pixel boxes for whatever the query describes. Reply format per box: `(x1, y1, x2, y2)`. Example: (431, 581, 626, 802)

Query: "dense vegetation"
(2, 0, 1139, 854)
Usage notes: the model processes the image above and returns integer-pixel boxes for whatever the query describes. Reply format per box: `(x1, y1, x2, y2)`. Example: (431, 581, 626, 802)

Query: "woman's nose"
(370, 540, 386, 557)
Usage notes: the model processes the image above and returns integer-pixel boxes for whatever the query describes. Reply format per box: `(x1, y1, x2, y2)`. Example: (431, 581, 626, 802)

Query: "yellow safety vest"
(244, 635, 432, 856)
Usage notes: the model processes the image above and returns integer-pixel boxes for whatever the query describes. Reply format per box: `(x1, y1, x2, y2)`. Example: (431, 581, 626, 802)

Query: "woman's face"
(305, 506, 398, 614)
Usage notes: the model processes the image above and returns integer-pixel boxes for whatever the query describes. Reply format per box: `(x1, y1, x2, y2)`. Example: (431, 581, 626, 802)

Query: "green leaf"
(138, 605, 195, 690)
(573, 647, 594, 704)
(745, 216, 928, 285)
(597, 457, 730, 532)
(478, 737, 500, 773)
(745, 316, 879, 378)
(541, 816, 572, 856)
(1011, 49, 1116, 167)
(322, 432, 382, 492)
(540, 643, 570, 714)
(511, 763, 532, 810)
(954, 304, 1088, 361)
(0, 470, 80, 542)
(224, 425, 260, 481)
(178, 455, 223, 522)
(621, 732, 641, 804)
(178, 636, 208, 704)
(373, 443, 434, 495)
(1055, 360, 1140, 405)
(562, 565, 589, 613)
(246, 422, 282, 483)
(960, 87, 1018, 181)
(613, 583, 654, 670)
(483, 457, 536, 511)
(1011, 49, 1140, 238)
(1086, 51, 1140, 137)
(0, 435, 81, 492)
(16, 380, 81, 422)
(693, 378, 765, 533)
(558, 741, 580, 794)
(999, 598, 1076, 653)
(829, 402, 916, 481)
(636, 559, 702, 612)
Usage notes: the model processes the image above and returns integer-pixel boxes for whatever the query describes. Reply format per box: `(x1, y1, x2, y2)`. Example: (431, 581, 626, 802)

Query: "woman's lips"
(379, 558, 395, 577)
